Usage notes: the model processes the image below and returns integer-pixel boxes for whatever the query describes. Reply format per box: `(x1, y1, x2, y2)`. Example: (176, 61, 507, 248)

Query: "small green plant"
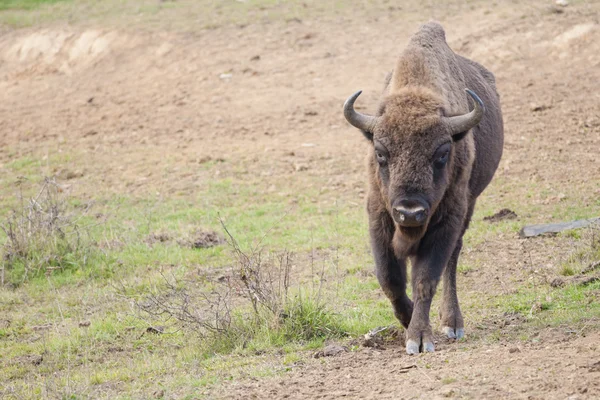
(559, 264, 576, 276)
(441, 377, 457, 385)
(280, 294, 344, 341)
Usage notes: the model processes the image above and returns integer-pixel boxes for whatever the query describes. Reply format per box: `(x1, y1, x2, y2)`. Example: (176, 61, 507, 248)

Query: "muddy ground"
(1, 0, 600, 399)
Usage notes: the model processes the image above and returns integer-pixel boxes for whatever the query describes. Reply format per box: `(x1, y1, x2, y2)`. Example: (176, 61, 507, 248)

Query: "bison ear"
(451, 131, 469, 142)
(361, 130, 374, 141)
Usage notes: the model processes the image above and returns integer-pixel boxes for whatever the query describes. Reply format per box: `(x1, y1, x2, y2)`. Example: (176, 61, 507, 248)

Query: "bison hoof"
(406, 339, 435, 355)
(442, 326, 464, 340)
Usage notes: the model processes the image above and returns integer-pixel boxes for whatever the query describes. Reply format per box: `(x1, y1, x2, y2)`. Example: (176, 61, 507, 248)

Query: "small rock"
(556, 0, 568, 6)
(29, 355, 43, 365)
(362, 333, 384, 348)
(547, 5, 564, 14)
(32, 324, 52, 331)
(146, 326, 165, 334)
(530, 103, 551, 112)
(509, 347, 521, 354)
(550, 277, 565, 288)
(361, 326, 390, 348)
(219, 73, 233, 80)
(313, 344, 347, 358)
(483, 208, 518, 223)
(294, 163, 309, 172)
(241, 67, 258, 75)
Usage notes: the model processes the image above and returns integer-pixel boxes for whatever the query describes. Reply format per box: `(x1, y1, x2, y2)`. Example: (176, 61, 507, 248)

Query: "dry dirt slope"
(0, 0, 599, 399)
(0, 2, 599, 204)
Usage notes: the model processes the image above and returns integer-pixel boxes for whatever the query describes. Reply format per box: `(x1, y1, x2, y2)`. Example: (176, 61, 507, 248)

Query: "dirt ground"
(1, 0, 600, 399)
(220, 330, 600, 400)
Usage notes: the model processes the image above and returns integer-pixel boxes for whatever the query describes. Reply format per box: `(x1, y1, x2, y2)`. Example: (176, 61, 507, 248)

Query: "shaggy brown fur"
(351, 22, 504, 354)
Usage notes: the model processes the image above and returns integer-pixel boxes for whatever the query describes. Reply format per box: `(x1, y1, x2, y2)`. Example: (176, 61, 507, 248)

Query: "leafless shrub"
(134, 247, 293, 337)
(137, 271, 234, 336)
(1, 178, 94, 285)
(220, 216, 293, 317)
(132, 217, 345, 348)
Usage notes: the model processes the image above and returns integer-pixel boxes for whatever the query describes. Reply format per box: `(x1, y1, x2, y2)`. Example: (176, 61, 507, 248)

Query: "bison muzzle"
(343, 22, 504, 354)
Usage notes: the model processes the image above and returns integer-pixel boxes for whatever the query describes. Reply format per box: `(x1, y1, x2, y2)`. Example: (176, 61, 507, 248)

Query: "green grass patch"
(0, 0, 70, 11)
(199, 295, 348, 357)
(495, 280, 600, 328)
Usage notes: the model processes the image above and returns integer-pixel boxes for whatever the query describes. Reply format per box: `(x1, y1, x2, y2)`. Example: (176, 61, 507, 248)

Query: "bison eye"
(375, 151, 388, 167)
(433, 143, 451, 169)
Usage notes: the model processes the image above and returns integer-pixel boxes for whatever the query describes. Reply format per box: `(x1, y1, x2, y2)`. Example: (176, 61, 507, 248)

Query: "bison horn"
(343, 90, 378, 133)
(445, 89, 485, 135)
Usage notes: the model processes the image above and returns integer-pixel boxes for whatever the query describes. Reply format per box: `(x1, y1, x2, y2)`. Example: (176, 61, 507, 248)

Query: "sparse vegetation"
(132, 220, 346, 357)
(0, 0, 69, 11)
(1, 178, 99, 286)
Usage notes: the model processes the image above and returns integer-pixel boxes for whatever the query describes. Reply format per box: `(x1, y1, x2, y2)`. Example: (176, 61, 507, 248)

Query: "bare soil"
(220, 331, 600, 400)
(1, 0, 600, 399)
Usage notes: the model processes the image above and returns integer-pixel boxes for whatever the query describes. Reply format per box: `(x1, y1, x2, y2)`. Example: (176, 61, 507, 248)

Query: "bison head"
(344, 87, 483, 240)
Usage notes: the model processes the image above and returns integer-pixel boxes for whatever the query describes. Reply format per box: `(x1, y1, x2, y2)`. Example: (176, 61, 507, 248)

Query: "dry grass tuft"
(1, 178, 95, 286)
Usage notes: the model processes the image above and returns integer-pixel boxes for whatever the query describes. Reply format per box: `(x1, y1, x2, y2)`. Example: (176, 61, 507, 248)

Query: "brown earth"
(220, 330, 600, 400)
(1, 0, 600, 399)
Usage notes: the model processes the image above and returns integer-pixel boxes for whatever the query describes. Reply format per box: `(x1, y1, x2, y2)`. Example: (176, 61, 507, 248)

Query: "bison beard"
(343, 22, 504, 354)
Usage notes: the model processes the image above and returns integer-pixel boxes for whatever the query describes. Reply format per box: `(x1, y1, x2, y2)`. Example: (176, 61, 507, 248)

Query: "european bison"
(343, 22, 503, 354)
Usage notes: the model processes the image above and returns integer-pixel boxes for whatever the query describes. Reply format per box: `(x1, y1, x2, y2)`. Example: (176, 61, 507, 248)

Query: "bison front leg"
(376, 254, 413, 329)
(440, 203, 473, 339)
(406, 221, 460, 354)
(440, 237, 464, 339)
(369, 209, 413, 328)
